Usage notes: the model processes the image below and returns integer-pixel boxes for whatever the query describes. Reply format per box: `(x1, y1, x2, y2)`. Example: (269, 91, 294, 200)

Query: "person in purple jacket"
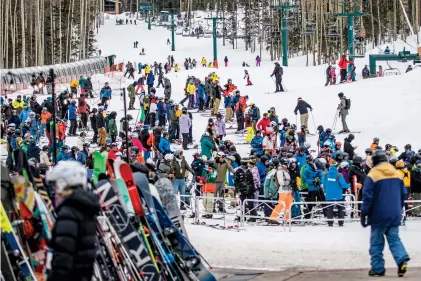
(179, 107, 192, 150)
(214, 113, 226, 140)
(255, 55, 261, 67)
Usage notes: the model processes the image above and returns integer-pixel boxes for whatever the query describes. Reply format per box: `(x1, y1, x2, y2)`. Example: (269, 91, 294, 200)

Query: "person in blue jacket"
(256, 155, 268, 186)
(68, 100, 78, 136)
(317, 125, 328, 148)
(323, 162, 350, 226)
(250, 130, 264, 156)
(19, 104, 31, 123)
(159, 132, 172, 155)
(302, 155, 326, 216)
(223, 94, 232, 120)
(137, 62, 143, 74)
(294, 147, 307, 170)
(57, 145, 70, 162)
(197, 82, 206, 111)
(361, 150, 410, 277)
(224, 56, 229, 67)
(100, 82, 112, 110)
(147, 73, 155, 94)
(165, 99, 171, 122)
(9, 110, 21, 128)
(157, 97, 166, 126)
(77, 143, 90, 166)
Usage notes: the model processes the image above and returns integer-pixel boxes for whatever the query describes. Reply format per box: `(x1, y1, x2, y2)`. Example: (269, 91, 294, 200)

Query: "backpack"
(345, 98, 351, 110)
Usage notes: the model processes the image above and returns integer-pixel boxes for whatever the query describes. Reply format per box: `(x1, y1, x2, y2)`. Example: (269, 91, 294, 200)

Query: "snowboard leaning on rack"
(94, 179, 163, 281)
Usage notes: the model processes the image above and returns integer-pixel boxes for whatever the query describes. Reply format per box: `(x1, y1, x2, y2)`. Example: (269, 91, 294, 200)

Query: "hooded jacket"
(323, 165, 350, 200)
(179, 114, 191, 134)
(200, 135, 214, 159)
(47, 189, 100, 281)
(214, 119, 226, 136)
(361, 162, 406, 228)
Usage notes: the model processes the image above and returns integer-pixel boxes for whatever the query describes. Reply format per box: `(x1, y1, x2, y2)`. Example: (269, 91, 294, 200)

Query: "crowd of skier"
(1, 50, 420, 278)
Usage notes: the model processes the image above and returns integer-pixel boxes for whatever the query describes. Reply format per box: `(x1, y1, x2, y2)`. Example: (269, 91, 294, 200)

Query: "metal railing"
(242, 199, 286, 230)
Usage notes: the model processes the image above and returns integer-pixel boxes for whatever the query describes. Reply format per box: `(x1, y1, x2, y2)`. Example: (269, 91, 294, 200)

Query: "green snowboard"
(93, 151, 107, 184)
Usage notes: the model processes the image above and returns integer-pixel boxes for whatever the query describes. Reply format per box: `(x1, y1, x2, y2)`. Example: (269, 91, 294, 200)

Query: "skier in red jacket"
(257, 113, 271, 134)
(338, 55, 354, 83)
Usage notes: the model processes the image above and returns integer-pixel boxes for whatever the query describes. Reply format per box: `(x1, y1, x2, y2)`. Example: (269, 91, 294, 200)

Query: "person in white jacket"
(262, 127, 276, 151)
(269, 159, 293, 221)
(40, 145, 52, 167)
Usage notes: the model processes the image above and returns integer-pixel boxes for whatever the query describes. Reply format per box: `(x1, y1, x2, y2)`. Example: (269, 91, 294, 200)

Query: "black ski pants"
(306, 189, 327, 218)
(240, 194, 257, 216)
(326, 200, 345, 226)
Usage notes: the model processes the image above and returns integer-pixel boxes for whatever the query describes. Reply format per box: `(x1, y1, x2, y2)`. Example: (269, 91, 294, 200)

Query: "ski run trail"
(4, 12, 421, 271)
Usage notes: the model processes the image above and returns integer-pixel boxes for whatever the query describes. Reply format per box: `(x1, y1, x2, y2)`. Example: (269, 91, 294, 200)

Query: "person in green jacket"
(127, 83, 136, 110)
(108, 111, 118, 142)
(200, 131, 214, 159)
(263, 159, 280, 217)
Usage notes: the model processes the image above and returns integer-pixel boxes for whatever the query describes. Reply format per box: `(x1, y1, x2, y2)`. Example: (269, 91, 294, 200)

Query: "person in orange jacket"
(370, 137, 379, 151)
(234, 95, 248, 113)
(129, 146, 145, 163)
(57, 119, 67, 141)
(338, 55, 354, 83)
(40, 107, 52, 136)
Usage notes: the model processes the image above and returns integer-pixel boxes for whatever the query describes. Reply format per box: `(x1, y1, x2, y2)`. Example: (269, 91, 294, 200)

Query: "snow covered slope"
(96, 18, 421, 159)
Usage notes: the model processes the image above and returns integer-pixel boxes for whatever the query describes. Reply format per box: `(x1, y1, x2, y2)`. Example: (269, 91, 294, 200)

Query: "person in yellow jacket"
(208, 62, 213, 68)
(186, 80, 197, 108)
(174, 64, 179, 72)
(201, 57, 207, 67)
(12, 95, 25, 110)
(211, 72, 219, 82)
(144, 65, 150, 75)
(396, 160, 410, 188)
(70, 80, 79, 96)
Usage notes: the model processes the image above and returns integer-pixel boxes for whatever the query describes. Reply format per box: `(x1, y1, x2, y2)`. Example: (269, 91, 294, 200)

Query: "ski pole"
(311, 111, 317, 133)
(332, 110, 338, 131)
(281, 82, 287, 92)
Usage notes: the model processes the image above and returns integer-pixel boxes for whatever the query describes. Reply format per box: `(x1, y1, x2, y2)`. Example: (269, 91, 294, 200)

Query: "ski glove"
(360, 214, 368, 228)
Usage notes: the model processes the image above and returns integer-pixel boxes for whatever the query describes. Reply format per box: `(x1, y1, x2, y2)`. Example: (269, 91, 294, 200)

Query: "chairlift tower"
(205, 17, 224, 68)
(335, 0, 368, 71)
(271, 1, 295, 67)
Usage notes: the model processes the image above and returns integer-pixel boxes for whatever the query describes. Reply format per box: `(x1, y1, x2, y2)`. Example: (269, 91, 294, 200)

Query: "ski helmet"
(372, 150, 387, 166)
(353, 156, 363, 165)
(326, 128, 332, 134)
(46, 161, 88, 194)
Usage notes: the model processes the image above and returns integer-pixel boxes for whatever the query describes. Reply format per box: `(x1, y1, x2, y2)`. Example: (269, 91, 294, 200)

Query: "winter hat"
(395, 160, 405, 169)
(297, 97, 302, 100)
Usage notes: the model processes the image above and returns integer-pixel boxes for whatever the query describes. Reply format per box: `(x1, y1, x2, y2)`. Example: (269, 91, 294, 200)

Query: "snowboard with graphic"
(94, 179, 163, 281)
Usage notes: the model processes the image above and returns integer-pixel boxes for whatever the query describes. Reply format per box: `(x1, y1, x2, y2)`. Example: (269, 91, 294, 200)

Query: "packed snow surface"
(93, 18, 421, 269)
(185, 221, 421, 270)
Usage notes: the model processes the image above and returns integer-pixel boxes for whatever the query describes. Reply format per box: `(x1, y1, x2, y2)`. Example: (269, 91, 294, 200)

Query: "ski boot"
(368, 270, 385, 277)
(398, 259, 409, 277)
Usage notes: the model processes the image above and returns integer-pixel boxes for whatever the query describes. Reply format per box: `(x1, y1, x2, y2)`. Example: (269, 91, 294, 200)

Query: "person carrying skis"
(338, 55, 353, 83)
(294, 97, 312, 133)
(244, 70, 253, 85)
(45, 161, 100, 281)
(361, 150, 410, 277)
(337, 92, 350, 133)
(270, 62, 284, 92)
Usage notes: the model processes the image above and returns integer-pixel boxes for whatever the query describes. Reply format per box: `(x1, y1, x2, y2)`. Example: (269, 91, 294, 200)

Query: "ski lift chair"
(383, 61, 401, 76)
(326, 26, 340, 39)
(350, 41, 366, 58)
(301, 21, 316, 36)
